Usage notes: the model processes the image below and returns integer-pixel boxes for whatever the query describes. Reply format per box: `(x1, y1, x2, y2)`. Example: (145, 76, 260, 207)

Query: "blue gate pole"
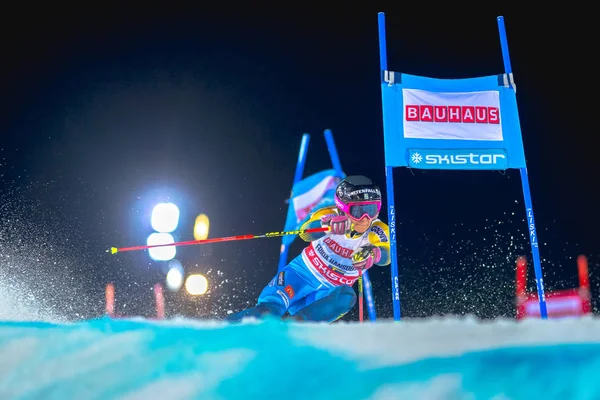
(378, 12, 401, 321)
(497, 16, 548, 319)
(324, 129, 377, 321)
(278, 133, 310, 272)
(323, 129, 343, 174)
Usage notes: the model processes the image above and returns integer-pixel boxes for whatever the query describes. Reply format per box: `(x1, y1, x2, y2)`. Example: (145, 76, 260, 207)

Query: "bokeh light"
(193, 213, 210, 241)
(147, 232, 176, 261)
(165, 260, 184, 291)
(185, 274, 208, 295)
(151, 202, 180, 233)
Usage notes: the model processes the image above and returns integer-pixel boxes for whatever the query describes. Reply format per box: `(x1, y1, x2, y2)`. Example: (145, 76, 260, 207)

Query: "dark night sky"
(0, 4, 597, 321)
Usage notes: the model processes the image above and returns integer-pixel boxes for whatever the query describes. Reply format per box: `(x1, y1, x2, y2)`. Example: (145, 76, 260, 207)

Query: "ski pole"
(358, 271, 364, 323)
(108, 226, 329, 255)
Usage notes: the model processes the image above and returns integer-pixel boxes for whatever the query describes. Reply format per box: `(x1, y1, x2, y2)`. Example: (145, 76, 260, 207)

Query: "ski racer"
(227, 175, 391, 323)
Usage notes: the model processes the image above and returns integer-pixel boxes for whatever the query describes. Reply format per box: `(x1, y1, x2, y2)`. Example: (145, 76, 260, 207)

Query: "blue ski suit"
(228, 206, 390, 323)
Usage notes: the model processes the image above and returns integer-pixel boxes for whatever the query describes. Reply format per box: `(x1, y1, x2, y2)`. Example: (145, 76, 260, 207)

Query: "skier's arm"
(366, 220, 391, 266)
(298, 206, 338, 242)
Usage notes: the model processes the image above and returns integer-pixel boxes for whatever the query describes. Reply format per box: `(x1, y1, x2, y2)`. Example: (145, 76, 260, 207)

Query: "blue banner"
(380, 73, 526, 170)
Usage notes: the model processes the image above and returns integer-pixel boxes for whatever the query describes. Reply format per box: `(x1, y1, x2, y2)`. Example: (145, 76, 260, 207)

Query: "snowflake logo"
(411, 152, 423, 164)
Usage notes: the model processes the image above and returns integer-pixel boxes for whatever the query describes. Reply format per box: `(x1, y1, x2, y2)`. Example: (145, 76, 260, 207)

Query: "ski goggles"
(335, 197, 381, 220)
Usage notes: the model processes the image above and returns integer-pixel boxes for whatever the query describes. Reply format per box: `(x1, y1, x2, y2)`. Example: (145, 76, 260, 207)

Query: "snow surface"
(1, 315, 600, 400)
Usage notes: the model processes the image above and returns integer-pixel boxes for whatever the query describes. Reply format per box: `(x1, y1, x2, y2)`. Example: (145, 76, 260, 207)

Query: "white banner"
(402, 88, 503, 141)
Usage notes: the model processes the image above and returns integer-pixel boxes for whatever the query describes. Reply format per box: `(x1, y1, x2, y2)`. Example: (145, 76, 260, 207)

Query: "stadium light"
(193, 213, 210, 240)
(185, 274, 208, 295)
(147, 232, 176, 261)
(165, 259, 184, 291)
(151, 202, 180, 233)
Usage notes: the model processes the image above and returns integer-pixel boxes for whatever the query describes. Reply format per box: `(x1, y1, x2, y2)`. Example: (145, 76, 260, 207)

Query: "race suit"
(229, 206, 390, 322)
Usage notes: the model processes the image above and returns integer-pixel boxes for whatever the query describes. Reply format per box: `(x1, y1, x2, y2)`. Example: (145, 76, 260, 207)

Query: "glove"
(320, 214, 351, 235)
(352, 245, 381, 271)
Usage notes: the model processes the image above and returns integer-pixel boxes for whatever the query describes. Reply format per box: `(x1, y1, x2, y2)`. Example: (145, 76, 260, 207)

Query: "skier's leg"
(288, 284, 356, 323)
(225, 275, 289, 322)
(226, 255, 320, 322)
